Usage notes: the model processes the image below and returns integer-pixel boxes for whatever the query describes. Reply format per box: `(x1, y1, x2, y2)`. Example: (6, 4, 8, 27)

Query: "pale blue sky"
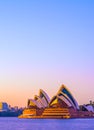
(0, 0, 94, 107)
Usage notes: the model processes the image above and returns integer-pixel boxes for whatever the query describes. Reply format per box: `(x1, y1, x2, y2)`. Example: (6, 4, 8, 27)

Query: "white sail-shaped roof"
(39, 89, 50, 104)
(29, 89, 51, 108)
(58, 84, 79, 110)
(49, 84, 79, 110)
(28, 84, 79, 110)
(83, 105, 94, 112)
(28, 99, 41, 108)
(34, 95, 46, 108)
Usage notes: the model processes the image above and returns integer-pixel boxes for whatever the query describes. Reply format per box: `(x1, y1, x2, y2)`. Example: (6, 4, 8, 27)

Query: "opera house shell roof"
(82, 104, 94, 112)
(49, 84, 79, 110)
(27, 84, 79, 110)
(28, 89, 50, 108)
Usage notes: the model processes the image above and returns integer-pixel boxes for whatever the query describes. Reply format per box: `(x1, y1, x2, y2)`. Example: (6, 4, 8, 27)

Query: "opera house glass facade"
(19, 84, 94, 119)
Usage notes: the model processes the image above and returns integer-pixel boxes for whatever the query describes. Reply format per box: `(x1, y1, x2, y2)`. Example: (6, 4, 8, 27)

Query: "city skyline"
(0, 0, 94, 107)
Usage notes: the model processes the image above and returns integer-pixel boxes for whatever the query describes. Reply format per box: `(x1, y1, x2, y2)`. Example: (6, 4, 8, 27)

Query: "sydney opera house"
(19, 84, 94, 119)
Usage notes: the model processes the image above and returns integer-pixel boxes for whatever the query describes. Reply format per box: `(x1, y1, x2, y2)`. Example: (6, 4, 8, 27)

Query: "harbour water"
(0, 117, 94, 130)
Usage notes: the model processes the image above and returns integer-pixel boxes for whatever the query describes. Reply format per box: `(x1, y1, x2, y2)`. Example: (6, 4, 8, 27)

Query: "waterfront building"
(18, 84, 94, 119)
(0, 102, 9, 111)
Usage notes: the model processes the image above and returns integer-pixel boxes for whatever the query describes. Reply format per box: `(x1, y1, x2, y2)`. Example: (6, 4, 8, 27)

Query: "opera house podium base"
(18, 108, 71, 119)
(18, 107, 94, 119)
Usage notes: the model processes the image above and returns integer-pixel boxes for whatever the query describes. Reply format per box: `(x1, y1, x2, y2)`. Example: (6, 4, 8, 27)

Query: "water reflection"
(0, 118, 94, 130)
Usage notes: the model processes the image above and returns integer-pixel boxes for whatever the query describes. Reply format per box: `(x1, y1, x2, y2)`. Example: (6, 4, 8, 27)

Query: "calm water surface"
(0, 117, 94, 130)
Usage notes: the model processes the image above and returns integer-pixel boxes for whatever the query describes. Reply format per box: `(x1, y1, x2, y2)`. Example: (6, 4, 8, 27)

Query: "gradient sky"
(0, 0, 94, 107)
